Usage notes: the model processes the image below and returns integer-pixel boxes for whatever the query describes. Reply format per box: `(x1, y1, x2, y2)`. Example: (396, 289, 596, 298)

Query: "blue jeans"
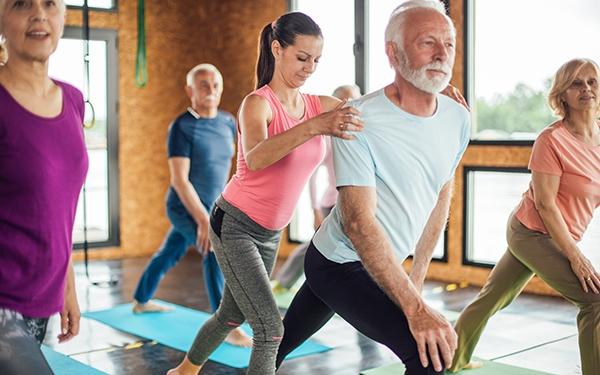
(133, 208, 225, 312)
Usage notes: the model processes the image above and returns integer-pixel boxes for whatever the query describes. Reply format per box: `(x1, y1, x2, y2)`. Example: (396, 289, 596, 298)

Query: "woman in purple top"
(0, 0, 88, 373)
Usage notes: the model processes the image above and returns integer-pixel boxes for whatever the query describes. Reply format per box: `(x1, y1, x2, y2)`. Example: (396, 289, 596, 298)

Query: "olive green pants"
(451, 213, 600, 374)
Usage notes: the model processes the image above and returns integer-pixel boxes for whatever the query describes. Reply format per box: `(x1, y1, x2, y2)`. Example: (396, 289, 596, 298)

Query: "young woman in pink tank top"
(169, 12, 364, 375)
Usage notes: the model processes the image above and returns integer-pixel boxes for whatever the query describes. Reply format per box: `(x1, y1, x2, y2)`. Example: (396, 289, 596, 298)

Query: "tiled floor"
(43, 253, 582, 374)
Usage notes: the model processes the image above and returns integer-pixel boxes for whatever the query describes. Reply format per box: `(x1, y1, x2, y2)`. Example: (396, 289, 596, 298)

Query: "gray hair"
(332, 84, 361, 99)
(186, 63, 223, 88)
(384, 0, 454, 51)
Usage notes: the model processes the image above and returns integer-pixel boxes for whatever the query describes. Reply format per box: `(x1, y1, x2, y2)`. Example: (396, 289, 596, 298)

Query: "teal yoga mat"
(360, 358, 553, 375)
(83, 300, 331, 368)
(42, 346, 107, 375)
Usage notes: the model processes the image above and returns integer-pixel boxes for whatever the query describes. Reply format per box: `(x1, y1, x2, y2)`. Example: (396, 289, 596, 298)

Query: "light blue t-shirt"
(312, 89, 470, 264)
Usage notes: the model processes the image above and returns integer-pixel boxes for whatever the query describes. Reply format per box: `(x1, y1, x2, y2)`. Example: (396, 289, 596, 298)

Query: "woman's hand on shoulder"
(310, 96, 364, 140)
(441, 85, 469, 110)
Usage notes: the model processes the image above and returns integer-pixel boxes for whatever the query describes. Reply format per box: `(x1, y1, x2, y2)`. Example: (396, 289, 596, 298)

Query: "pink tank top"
(222, 85, 325, 230)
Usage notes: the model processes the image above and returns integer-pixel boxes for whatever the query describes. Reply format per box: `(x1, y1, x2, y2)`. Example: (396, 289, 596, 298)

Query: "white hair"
(384, 0, 454, 50)
(332, 84, 361, 99)
(186, 63, 223, 88)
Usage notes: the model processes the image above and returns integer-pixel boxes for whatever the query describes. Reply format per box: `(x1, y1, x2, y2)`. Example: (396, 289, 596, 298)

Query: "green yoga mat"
(83, 300, 331, 368)
(361, 358, 553, 375)
(42, 346, 107, 375)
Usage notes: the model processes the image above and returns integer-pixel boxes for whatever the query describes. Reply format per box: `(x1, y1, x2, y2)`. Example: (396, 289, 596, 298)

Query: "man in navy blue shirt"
(132, 64, 251, 346)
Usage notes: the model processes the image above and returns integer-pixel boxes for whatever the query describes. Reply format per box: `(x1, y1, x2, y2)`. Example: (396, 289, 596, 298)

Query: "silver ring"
(339, 123, 346, 130)
(586, 276, 592, 281)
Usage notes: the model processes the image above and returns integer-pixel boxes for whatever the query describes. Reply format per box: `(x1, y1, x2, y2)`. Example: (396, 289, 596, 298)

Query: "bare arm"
(338, 186, 457, 371)
(58, 259, 80, 343)
(532, 172, 600, 293)
(240, 94, 363, 171)
(308, 166, 324, 229)
(410, 181, 453, 292)
(169, 157, 210, 253)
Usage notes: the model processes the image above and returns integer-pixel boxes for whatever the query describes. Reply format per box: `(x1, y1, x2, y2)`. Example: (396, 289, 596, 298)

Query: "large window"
(366, 0, 403, 91)
(291, 0, 355, 95)
(65, 0, 116, 10)
(467, 0, 600, 141)
(464, 168, 531, 266)
(291, 0, 417, 93)
(289, 0, 450, 260)
(464, 168, 600, 267)
(49, 28, 119, 248)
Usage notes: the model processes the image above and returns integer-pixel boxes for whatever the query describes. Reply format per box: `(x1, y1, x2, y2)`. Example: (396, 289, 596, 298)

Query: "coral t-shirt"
(515, 120, 600, 241)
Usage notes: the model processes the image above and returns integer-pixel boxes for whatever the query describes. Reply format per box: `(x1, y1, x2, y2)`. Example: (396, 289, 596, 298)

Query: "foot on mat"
(132, 300, 174, 314)
(449, 361, 483, 372)
(224, 327, 253, 347)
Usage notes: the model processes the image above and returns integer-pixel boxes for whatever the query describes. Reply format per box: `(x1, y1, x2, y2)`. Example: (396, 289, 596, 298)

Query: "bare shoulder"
(239, 93, 273, 128)
(240, 93, 272, 122)
(241, 93, 270, 112)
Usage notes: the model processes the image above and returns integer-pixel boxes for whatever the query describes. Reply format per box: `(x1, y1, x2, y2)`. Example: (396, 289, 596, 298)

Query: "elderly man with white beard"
(275, 1, 470, 374)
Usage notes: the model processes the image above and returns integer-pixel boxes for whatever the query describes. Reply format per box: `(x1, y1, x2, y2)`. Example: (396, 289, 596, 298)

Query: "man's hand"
(406, 305, 457, 371)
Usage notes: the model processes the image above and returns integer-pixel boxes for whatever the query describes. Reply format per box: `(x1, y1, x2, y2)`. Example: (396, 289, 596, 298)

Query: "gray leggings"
(188, 197, 282, 375)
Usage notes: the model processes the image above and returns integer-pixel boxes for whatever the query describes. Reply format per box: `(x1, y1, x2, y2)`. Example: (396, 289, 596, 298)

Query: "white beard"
(397, 50, 452, 94)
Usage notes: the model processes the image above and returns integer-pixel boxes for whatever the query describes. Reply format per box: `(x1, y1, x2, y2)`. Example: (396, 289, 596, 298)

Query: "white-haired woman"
(0, 0, 88, 373)
(451, 58, 600, 375)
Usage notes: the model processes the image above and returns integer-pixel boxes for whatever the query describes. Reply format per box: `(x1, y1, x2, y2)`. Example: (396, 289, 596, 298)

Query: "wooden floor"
(43, 252, 582, 375)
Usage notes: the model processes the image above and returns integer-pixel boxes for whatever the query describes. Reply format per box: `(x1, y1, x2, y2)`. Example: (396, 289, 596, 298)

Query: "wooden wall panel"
(70, 0, 286, 261)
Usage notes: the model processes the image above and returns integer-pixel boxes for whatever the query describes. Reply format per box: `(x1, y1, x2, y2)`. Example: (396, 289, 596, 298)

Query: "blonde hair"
(186, 63, 223, 89)
(548, 58, 600, 119)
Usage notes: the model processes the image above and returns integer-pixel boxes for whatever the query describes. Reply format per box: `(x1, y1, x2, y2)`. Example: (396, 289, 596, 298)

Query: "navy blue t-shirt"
(166, 109, 236, 214)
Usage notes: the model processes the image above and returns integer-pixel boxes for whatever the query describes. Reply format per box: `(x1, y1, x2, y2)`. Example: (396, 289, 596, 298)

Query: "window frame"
(286, 0, 453, 262)
(61, 27, 120, 250)
(462, 166, 530, 268)
(65, 0, 118, 12)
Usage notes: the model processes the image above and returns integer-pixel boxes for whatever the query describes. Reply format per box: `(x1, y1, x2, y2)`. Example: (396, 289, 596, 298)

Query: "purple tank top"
(0, 80, 89, 317)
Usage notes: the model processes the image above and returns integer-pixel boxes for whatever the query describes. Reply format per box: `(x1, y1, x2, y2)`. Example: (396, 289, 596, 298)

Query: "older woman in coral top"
(451, 58, 600, 375)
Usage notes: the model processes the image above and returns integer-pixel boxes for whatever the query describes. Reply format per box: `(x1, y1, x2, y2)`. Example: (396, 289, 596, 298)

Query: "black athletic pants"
(276, 242, 444, 374)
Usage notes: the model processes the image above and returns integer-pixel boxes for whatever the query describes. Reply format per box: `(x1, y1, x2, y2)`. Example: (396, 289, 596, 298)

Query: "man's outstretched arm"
(410, 181, 453, 292)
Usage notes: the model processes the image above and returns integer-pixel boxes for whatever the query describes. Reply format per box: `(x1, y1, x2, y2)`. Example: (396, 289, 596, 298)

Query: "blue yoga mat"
(42, 346, 107, 375)
(83, 300, 331, 368)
